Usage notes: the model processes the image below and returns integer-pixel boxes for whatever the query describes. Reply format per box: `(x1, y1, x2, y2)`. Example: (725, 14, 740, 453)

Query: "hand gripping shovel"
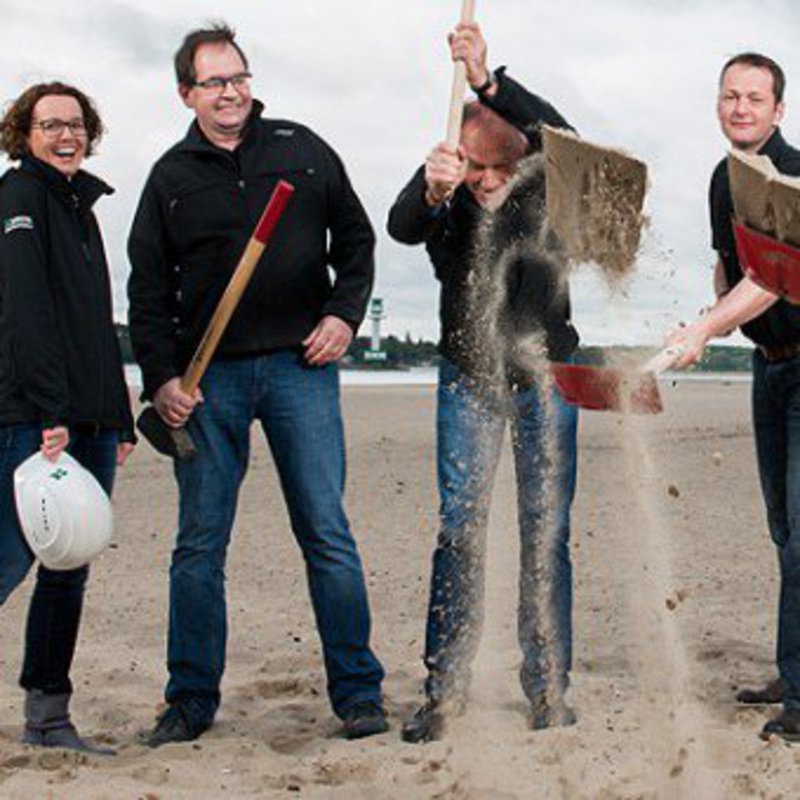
(550, 347, 682, 414)
(136, 180, 295, 459)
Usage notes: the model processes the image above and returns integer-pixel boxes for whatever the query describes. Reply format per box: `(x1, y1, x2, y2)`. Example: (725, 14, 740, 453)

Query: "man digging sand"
(388, 20, 580, 743)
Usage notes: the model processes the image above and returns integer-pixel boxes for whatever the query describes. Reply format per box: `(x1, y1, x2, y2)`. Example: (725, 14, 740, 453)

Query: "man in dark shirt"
(388, 21, 580, 742)
(670, 52, 800, 741)
(127, 23, 386, 745)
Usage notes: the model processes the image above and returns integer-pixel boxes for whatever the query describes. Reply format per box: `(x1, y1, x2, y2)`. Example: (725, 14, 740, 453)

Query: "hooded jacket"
(127, 100, 375, 400)
(0, 156, 133, 434)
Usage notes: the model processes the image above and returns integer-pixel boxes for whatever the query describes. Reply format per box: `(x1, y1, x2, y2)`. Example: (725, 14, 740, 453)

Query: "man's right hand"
(153, 378, 203, 429)
(424, 142, 467, 206)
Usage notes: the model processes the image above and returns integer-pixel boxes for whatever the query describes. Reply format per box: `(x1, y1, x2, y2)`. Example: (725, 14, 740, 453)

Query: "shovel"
(733, 219, 800, 303)
(550, 347, 682, 414)
(136, 180, 295, 459)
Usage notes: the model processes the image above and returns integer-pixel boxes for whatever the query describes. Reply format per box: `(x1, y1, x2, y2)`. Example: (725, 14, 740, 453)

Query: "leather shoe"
(736, 678, 784, 705)
(143, 701, 213, 748)
(530, 692, 577, 730)
(401, 700, 446, 743)
(341, 701, 388, 740)
(760, 708, 800, 742)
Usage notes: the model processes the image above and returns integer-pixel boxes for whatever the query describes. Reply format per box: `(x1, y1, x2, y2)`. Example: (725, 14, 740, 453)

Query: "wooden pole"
(445, 0, 477, 149)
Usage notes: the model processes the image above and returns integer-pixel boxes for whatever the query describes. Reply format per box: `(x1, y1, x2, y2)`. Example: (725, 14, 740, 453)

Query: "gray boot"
(23, 690, 115, 756)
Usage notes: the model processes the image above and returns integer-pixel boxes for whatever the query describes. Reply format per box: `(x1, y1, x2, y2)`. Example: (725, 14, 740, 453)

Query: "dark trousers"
(166, 352, 384, 719)
(752, 350, 800, 710)
(0, 423, 117, 695)
(424, 360, 578, 705)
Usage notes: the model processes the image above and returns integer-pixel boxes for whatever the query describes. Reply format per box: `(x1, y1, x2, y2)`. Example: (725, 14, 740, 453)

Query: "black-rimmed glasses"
(192, 72, 252, 93)
(31, 118, 87, 137)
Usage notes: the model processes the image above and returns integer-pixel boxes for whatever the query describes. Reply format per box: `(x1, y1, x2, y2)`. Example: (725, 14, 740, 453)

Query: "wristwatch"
(473, 72, 495, 96)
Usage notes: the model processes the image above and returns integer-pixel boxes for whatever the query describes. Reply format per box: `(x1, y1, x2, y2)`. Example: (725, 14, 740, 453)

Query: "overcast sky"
(3, 0, 800, 345)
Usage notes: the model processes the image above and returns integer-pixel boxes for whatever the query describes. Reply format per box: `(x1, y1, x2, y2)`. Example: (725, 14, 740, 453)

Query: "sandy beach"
(2, 377, 799, 799)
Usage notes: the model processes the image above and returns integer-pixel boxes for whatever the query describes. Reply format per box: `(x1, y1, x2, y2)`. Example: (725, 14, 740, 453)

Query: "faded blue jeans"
(0, 423, 117, 695)
(752, 349, 800, 711)
(166, 351, 384, 721)
(424, 359, 578, 706)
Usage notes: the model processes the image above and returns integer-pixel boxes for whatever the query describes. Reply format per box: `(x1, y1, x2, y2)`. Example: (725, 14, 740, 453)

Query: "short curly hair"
(0, 82, 104, 160)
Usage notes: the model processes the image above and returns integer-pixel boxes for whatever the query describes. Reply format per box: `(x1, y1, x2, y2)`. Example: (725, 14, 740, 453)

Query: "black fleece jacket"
(127, 100, 375, 400)
(387, 69, 579, 389)
(0, 157, 133, 435)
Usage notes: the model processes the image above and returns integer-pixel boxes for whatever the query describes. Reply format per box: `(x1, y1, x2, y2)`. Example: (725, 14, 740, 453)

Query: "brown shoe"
(736, 678, 784, 705)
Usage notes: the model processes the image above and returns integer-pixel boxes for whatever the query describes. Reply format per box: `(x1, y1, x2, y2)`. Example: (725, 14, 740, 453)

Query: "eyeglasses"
(192, 72, 252, 93)
(31, 118, 87, 137)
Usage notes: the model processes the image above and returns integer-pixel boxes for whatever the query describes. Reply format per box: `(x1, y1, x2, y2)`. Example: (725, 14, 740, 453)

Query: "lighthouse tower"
(364, 298, 387, 362)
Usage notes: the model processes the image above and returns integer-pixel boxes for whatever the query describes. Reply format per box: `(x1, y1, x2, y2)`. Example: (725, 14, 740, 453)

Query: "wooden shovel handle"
(180, 180, 295, 393)
(445, 0, 476, 149)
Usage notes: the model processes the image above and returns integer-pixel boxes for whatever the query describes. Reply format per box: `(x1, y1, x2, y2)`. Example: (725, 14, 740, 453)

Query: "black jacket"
(387, 69, 579, 389)
(0, 157, 133, 434)
(128, 100, 375, 400)
(710, 127, 800, 346)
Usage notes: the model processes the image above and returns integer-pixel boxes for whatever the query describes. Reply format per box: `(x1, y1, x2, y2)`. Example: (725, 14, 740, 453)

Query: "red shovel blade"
(551, 363, 663, 414)
(733, 220, 800, 304)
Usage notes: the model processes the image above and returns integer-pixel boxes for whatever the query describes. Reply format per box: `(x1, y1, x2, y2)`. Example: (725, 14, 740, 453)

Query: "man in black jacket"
(669, 53, 800, 742)
(127, 23, 386, 745)
(388, 22, 580, 742)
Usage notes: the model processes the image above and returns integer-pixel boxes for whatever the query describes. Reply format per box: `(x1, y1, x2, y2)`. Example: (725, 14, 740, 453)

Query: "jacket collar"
(758, 127, 786, 160)
(20, 156, 114, 208)
(179, 99, 265, 155)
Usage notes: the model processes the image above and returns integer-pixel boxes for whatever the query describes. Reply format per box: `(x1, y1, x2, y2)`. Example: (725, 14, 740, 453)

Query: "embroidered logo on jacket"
(4, 215, 33, 234)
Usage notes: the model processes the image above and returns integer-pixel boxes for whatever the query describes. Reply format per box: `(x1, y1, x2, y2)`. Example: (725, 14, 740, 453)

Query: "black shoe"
(760, 708, 800, 742)
(736, 678, 784, 705)
(401, 700, 446, 744)
(143, 701, 213, 748)
(530, 693, 577, 731)
(341, 701, 389, 740)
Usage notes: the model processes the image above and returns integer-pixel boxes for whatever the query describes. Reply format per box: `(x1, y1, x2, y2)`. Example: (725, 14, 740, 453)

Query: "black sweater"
(387, 69, 579, 389)
(128, 100, 375, 400)
(0, 157, 133, 434)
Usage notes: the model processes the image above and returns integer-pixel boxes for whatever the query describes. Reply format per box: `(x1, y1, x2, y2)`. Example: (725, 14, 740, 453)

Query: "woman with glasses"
(0, 82, 134, 752)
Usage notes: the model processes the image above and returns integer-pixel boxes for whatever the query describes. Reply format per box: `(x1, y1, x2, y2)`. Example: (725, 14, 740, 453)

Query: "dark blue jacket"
(0, 157, 133, 435)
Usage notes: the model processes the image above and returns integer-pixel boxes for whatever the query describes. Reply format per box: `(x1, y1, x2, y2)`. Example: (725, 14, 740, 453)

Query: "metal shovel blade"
(733, 220, 800, 304)
(136, 405, 197, 460)
(550, 363, 663, 414)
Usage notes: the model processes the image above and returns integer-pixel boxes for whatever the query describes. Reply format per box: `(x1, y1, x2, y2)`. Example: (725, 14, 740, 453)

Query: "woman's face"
(27, 95, 87, 177)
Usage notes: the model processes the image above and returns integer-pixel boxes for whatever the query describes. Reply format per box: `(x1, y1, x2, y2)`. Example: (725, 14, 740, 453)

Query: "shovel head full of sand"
(551, 347, 681, 414)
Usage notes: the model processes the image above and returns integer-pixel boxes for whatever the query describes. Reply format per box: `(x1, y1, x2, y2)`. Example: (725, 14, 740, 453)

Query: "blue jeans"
(752, 350, 800, 711)
(0, 423, 117, 695)
(167, 351, 384, 719)
(424, 360, 578, 705)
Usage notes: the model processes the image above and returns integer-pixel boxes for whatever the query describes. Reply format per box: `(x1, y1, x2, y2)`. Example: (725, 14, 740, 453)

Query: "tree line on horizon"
(114, 324, 754, 372)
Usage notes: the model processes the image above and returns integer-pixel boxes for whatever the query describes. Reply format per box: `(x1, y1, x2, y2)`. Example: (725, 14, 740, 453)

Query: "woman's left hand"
(41, 426, 69, 462)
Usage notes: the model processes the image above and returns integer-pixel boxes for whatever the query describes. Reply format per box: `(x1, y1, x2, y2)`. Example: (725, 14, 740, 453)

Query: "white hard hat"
(13, 451, 113, 571)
